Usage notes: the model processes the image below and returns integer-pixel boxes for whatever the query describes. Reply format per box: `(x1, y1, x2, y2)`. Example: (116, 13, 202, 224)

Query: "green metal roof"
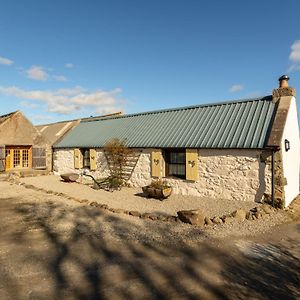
(54, 96, 276, 149)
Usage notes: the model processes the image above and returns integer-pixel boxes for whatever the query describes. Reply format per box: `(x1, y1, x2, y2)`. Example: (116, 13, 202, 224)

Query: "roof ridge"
(81, 95, 272, 123)
(0, 110, 18, 119)
(36, 111, 123, 126)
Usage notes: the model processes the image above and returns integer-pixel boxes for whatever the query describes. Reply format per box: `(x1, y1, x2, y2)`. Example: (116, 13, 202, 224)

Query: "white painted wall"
(281, 97, 300, 206)
(54, 148, 271, 202)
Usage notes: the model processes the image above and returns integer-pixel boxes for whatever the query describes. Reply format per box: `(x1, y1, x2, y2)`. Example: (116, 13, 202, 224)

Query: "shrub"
(149, 179, 170, 189)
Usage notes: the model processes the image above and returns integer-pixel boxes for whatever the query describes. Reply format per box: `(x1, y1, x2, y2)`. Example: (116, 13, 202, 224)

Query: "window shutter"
(151, 149, 162, 178)
(74, 149, 83, 169)
(89, 149, 97, 171)
(32, 147, 46, 169)
(0, 145, 5, 172)
(186, 149, 198, 181)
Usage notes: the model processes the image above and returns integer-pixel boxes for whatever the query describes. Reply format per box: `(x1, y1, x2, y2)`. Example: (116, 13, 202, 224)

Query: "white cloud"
(288, 40, 300, 73)
(19, 101, 39, 109)
(57, 86, 84, 96)
(94, 106, 123, 115)
(65, 63, 74, 68)
(229, 84, 244, 93)
(0, 85, 124, 115)
(26, 66, 48, 81)
(289, 40, 300, 62)
(53, 75, 67, 82)
(0, 56, 13, 65)
(287, 63, 300, 73)
(31, 114, 54, 122)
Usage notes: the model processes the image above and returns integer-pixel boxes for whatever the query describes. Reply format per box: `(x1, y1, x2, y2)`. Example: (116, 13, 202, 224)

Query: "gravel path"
(21, 175, 259, 218)
(0, 180, 289, 244)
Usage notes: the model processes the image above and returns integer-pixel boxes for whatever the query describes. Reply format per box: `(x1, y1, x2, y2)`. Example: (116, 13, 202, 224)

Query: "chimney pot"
(272, 75, 296, 100)
(278, 75, 289, 88)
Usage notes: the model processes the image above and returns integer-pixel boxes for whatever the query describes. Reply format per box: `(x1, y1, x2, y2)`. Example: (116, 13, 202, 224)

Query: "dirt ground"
(0, 181, 299, 299)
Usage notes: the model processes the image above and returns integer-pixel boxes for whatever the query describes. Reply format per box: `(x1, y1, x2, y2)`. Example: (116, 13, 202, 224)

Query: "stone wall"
(53, 149, 74, 174)
(53, 148, 110, 178)
(53, 148, 272, 202)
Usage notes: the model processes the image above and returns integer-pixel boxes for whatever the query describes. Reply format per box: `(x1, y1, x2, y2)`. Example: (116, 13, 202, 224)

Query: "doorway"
(5, 146, 31, 171)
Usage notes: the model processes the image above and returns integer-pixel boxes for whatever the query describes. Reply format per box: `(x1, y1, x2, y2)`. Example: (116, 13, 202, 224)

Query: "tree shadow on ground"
(222, 225, 300, 300)
(0, 198, 299, 299)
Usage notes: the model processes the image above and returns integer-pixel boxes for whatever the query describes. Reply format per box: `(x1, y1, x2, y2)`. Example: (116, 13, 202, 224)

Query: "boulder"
(204, 216, 213, 226)
(246, 211, 252, 220)
(212, 217, 223, 224)
(177, 209, 205, 226)
(232, 209, 246, 221)
(255, 212, 262, 219)
(261, 204, 273, 214)
(129, 211, 141, 217)
(223, 216, 234, 224)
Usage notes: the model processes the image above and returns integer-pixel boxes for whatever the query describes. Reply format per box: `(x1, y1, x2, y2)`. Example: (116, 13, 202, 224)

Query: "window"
(81, 149, 90, 168)
(22, 149, 29, 168)
(164, 149, 186, 179)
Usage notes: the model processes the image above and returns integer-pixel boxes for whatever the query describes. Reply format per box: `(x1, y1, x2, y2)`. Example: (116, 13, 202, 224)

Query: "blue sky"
(1, 0, 300, 124)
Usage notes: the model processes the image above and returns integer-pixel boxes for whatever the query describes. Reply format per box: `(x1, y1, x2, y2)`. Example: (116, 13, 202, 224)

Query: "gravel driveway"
(21, 175, 260, 217)
(0, 181, 299, 299)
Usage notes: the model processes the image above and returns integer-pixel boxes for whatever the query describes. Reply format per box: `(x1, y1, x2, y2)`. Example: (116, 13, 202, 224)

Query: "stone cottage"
(53, 76, 300, 208)
(0, 111, 50, 172)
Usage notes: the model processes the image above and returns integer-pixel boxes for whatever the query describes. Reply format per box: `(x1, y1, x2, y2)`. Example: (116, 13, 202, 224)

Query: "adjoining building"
(0, 111, 50, 172)
(0, 110, 123, 174)
(52, 76, 299, 207)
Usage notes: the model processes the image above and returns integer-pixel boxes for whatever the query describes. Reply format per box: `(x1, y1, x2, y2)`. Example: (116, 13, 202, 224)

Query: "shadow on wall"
(0, 198, 299, 299)
(255, 160, 267, 203)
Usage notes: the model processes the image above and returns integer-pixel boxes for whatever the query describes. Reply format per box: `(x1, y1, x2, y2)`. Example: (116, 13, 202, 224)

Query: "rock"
(232, 209, 246, 221)
(129, 211, 141, 217)
(250, 207, 258, 213)
(148, 214, 158, 220)
(255, 212, 262, 219)
(246, 211, 252, 220)
(166, 216, 178, 222)
(261, 204, 273, 214)
(100, 204, 108, 209)
(112, 208, 125, 214)
(223, 216, 234, 224)
(212, 217, 223, 224)
(156, 215, 167, 221)
(177, 209, 205, 226)
(141, 213, 152, 219)
(204, 216, 213, 226)
(90, 201, 98, 207)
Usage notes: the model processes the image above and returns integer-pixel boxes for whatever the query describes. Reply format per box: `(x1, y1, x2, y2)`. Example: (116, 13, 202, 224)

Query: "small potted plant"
(142, 179, 172, 200)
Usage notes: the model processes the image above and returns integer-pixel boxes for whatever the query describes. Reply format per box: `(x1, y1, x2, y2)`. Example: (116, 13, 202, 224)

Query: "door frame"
(5, 146, 32, 171)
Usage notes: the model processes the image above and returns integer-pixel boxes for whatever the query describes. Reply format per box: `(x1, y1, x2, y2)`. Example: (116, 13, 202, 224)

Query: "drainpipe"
(271, 150, 275, 207)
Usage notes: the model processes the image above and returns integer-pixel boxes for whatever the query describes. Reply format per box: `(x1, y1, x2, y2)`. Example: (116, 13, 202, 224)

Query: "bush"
(149, 179, 170, 189)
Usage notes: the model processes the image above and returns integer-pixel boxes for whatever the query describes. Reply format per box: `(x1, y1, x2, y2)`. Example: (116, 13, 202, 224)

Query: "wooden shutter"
(32, 147, 46, 169)
(186, 149, 198, 181)
(0, 145, 5, 172)
(89, 149, 97, 171)
(151, 149, 162, 178)
(74, 149, 83, 169)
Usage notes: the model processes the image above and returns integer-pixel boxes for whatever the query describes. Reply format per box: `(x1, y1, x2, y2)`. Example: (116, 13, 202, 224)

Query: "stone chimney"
(272, 75, 296, 101)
